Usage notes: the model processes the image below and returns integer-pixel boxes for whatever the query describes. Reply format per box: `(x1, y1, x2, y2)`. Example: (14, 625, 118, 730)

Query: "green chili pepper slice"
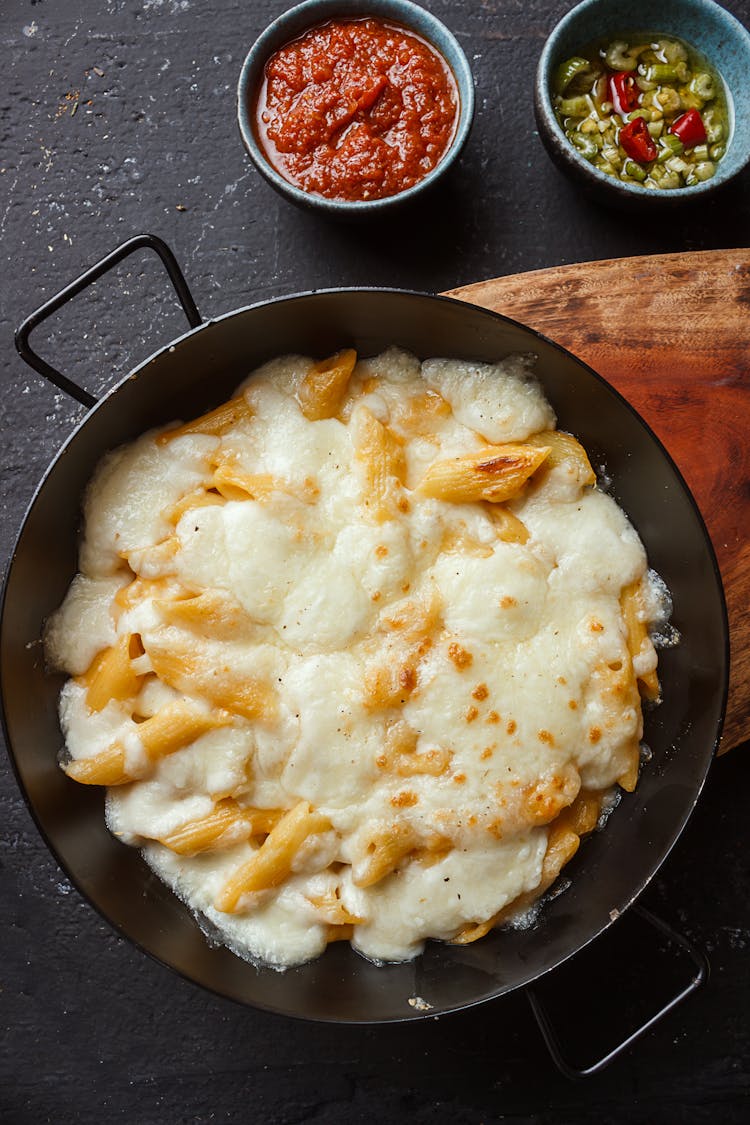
(554, 56, 590, 94)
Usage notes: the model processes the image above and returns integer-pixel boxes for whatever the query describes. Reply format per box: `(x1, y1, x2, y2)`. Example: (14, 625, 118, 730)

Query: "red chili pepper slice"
(619, 116, 658, 164)
(609, 71, 640, 115)
(669, 109, 707, 148)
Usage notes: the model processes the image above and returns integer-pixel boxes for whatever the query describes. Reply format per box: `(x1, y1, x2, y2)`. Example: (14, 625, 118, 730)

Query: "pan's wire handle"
(14, 233, 203, 409)
(526, 905, 708, 1080)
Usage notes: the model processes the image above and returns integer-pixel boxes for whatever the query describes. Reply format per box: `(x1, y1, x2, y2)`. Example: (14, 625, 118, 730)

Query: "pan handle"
(14, 233, 202, 409)
(526, 905, 708, 1079)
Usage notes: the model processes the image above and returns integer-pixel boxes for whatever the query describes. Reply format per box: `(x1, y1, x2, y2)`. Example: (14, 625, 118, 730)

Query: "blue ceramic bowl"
(237, 0, 475, 216)
(534, 0, 750, 208)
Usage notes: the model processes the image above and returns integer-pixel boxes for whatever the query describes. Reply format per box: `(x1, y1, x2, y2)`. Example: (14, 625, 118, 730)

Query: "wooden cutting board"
(445, 248, 750, 753)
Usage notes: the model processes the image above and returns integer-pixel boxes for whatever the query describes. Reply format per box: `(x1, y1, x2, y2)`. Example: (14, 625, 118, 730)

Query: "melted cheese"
(46, 350, 665, 970)
(44, 574, 128, 674)
(422, 355, 555, 443)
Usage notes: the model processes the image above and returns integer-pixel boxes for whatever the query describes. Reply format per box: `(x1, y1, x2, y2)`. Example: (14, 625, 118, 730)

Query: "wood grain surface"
(446, 249, 750, 753)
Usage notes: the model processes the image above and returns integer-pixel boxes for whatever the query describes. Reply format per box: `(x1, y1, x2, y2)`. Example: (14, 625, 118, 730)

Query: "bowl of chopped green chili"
(534, 0, 750, 207)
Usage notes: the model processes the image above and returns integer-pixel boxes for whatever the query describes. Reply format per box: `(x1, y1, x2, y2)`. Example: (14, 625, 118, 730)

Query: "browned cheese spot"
(538, 729, 555, 746)
(506, 719, 517, 735)
(390, 389, 451, 436)
(588, 726, 602, 744)
(472, 683, 489, 702)
(448, 642, 473, 671)
(364, 656, 420, 712)
(499, 595, 517, 609)
(399, 666, 417, 693)
(391, 790, 418, 808)
(522, 770, 579, 826)
(465, 706, 479, 723)
(480, 454, 525, 474)
(486, 710, 500, 724)
(375, 544, 389, 559)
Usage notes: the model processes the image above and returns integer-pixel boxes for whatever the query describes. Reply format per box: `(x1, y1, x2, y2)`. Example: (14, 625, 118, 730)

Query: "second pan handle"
(14, 233, 203, 409)
(526, 905, 709, 1079)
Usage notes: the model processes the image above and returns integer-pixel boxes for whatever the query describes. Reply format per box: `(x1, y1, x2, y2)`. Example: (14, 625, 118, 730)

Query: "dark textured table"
(2, 2, 750, 1121)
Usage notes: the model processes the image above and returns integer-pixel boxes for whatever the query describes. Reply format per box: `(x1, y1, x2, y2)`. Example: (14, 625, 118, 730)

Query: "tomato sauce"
(255, 18, 459, 202)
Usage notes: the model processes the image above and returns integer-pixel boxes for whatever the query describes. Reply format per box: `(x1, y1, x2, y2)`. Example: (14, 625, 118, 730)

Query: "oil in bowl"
(553, 32, 730, 190)
(534, 0, 750, 208)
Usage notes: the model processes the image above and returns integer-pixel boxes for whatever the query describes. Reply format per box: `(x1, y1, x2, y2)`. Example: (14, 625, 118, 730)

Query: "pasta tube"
(297, 349, 357, 420)
(64, 701, 231, 786)
(418, 443, 550, 503)
(215, 800, 331, 912)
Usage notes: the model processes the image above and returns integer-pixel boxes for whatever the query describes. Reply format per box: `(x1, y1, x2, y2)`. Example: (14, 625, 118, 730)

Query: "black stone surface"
(2, 2, 750, 1121)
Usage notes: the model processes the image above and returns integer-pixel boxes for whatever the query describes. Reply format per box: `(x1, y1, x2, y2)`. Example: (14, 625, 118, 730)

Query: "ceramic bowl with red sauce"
(237, 0, 475, 214)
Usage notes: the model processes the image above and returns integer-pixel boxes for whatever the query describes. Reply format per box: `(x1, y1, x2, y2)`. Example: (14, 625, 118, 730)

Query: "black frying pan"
(2, 235, 728, 1072)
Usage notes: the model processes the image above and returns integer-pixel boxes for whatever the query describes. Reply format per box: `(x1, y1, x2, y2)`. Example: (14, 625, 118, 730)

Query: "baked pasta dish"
(45, 348, 665, 967)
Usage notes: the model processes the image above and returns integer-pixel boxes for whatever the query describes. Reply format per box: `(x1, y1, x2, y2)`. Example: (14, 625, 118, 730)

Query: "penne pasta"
(388, 388, 451, 437)
(64, 701, 231, 786)
(165, 488, 226, 525)
(79, 633, 146, 712)
(353, 823, 416, 888)
(417, 443, 550, 504)
(154, 799, 284, 856)
(325, 924, 355, 943)
(305, 888, 364, 926)
(210, 456, 280, 503)
(412, 835, 453, 868)
(297, 348, 357, 421)
(526, 429, 596, 487)
(114, 576, 182, 614)
(124, 535, 180, 576)
(158, 799, 243, 854)
(449, 913, 501, 946)
(539, 820, 581, 889)
(486, 505, 530, 544)
(215, 800, 331, 911)
(616, 737, 641, 793)
(156, 396, 252, 444)
(155, 588, 253, 640)
(440, 525, 495, 557)
(563, 789, 606, 836)
(621, 580, 661, 701)
(353, 405, 407, 521)
(208, 452, 319, 506)
(143, 636, 277, 722)
(64, 743, 130, 787)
